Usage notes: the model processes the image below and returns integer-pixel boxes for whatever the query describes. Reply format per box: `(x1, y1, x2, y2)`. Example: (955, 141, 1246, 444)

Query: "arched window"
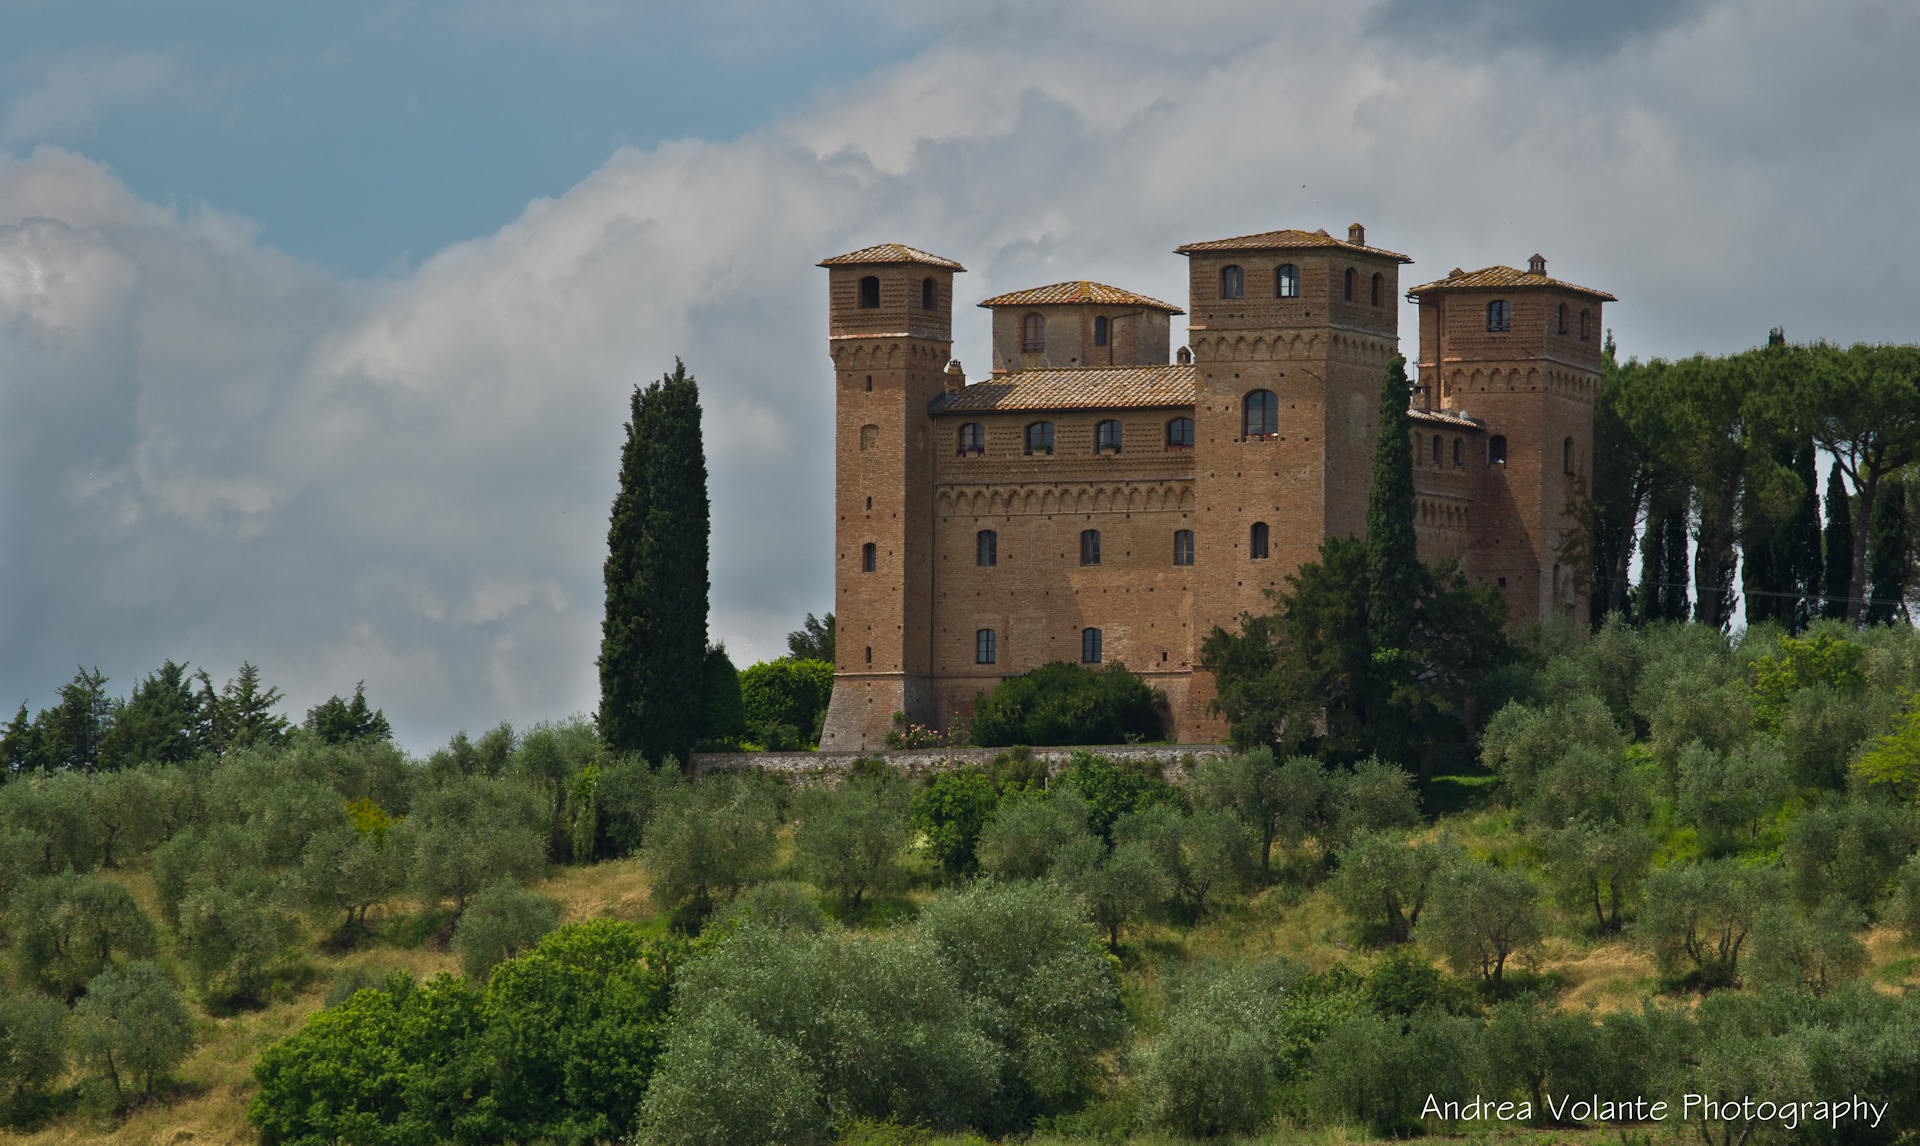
(1487, 300, 1511, 332)
(957, 422, 986, 456)
(1344, 267, 1355, 301)
(858, 276, 880, 309)
(1022, 313, 1045, 352)
(1081, 628, 1103, 664)
(1250, 522, 1269, 559)
(1580, 309, 1591, 341)
(922, 277, 936, 312)
(1432, 435, 1443, 464)
(1221, 265, 1245, 299)
(1174, 529, 1194, 566)
(1488, 435, 1508, 465)
(976, 629, 997, 664)
(862, 542, 877, 571)
(1557, 302, 1568, 334)
(1563, 436, 1574, 475)
(860, 424, 878, 451)
(1453, 438, 1463, 465)
(1275, 264, 1299, 298)
(1096, 420, 1123, 454)
(1244, 389, 1279, 438)
(1094, 316, 1109, 347)
(1080, 530, 1101, 566)
(1370, 272, 1383, 307)
(1167, 417, 1195, 448)
(1025, 422, 1055, 456)
(977, 530, 997, 566)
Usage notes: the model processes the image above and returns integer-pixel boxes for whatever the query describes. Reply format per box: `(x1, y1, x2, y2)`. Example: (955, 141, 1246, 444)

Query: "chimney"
(1176, 346, 1193, 366)
(945, 358, 965, 392)
(1348, 223, 1366, 246)
(1528, 253, 1546, 276)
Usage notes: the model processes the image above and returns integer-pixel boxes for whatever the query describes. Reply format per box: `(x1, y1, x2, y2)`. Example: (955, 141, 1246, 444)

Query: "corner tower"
(816, 243, 966, 751)
(1407, 256, 1615, 624)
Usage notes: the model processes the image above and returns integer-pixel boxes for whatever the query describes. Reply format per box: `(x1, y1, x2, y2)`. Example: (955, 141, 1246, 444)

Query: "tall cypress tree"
(599, 360, 711, 766)
(1866, 479, 1909, 625)
(1787, 439, 1822, 633)
(1638, 504, 1691, 622)
(1366, 357, 1420, 653)
(1823, 464, 1854, 620)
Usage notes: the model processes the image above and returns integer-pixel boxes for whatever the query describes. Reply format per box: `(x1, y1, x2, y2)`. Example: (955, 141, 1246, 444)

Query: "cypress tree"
(1823, 464, 1854, 620)
(1638, 504, 1691, 622)
(1866, 479, 1909, 624)
(1365, 357, 1420, 652)
(1785, 439, 1822, 633)
(599, 360, 711, 766)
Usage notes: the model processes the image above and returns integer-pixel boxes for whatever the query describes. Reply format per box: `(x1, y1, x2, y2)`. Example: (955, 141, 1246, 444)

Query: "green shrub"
(794, 775, 913, 909)
(1329, 757, 1422, 840)
(701, 644, 749, 746)
(592, 755, 681, 857)
(711, 881, 827, 936)
(1053, 751, 1184, 843)
(72, 962, 194, 1104)
(451, 879, 561, 980)
(977, 789, 1088, 881)
(1892, 852, 1920, 945)
(9, 871, 158, 999)
(1136, 961, 1292, 1136)
(633, 1006, 827, 1146)
(970, 662, 1165, 747)
(1783, 793, 1917, 914)
(910, 767, 999, 875)
(740, 659, 834, 748)
(1307, 1008, 1484, 1131)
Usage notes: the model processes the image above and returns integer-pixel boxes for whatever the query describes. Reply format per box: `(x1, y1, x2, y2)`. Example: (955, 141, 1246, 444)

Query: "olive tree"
(977, 789, 1088, 881)
(1051, 835, 1169, 953)
(9, 870, 158, 999)
(72, 962, 195, 1103)
(0, 989, 68, 1101)
(1330, 830, 1455, 945)
(1419, 860, 1544, 987)
(793, 774, 913, 909)
(451, 879, 562, 980)
(1635, 858, 1775, 989)
(1114, 804, 1249, 919)
(642, 773, 779, 915)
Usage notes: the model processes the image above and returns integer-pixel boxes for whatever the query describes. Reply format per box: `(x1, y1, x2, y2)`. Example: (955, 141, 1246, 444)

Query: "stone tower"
(815, 243, 966, 751)
(1173, 226, 1410, 736)
(1407, 256, 1615, 624)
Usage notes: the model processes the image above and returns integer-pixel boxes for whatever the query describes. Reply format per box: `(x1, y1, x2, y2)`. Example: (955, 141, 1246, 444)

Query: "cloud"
(3, 0, 1918, 750)
(2, 48, 186, 142)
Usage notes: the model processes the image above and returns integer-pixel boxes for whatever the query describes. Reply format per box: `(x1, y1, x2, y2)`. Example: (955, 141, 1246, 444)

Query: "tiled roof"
(976, 281, 1183, 314)
(1406, 265, 1616, 300)
(1409, 408, 1482, 429)
(932, 365, 1198, 413)
(1174, 228, 1413, 263)
(818, 243, 966, 270)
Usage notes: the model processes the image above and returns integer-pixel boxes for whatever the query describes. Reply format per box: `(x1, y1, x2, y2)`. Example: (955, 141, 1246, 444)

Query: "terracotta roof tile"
(1406, 265, 1615, 301)
(976, 281, 1183, 314)
(1174, 228, 1412, 263)
(1409, 408, 1482, 429)
(818, 243, 966, 270)
(932, 365, 1197, 413)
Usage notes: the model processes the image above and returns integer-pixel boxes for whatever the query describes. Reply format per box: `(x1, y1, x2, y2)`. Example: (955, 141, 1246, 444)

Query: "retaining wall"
(690, 743, 1232, 782)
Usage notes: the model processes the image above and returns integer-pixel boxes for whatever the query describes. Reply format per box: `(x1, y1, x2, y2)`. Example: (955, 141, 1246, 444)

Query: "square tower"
(1408, 256, 1615, 624)
(1173, 225, 1410, 737)
(816, 244, 966, 751)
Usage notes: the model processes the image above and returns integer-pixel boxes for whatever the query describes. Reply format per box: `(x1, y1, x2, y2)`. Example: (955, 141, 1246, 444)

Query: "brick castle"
(815, 226, 1614, 750)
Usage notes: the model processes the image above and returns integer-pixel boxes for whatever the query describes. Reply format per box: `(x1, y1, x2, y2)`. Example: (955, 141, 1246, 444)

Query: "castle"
(815, 226, 1614, 749)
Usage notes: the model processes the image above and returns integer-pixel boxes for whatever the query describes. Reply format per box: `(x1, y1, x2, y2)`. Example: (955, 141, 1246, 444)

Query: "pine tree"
(98, 660, 203, 767)
(304, 682, 393, 744)
(1866, 479, 1909, 624)
(1365, 357, 1420, 653)
(599, 359, 711, 766)
(1823, 464, 1855, 620)
(1788, 439, 1823, 633)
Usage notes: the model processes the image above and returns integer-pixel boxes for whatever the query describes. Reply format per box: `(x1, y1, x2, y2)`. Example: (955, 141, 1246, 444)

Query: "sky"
(2, 0, 1916, 752)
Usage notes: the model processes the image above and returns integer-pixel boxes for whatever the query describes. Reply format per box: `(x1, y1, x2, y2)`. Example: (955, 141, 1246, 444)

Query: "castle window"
(1167, 417, 1195, 448)
(1250, 522, 1269, 559)
(977, 629, 997, 664)
(860, 424, 878, 451)
(865, 646, 872, 664)
(1023, 313, 1045, 352)
(1082, 627, 1103, 664)
(1221, 265, 1245, 299)
(1487, 300, 1511, 332)
(1453, 438, 1463, 465)
(859, 276, 880, 309)
(1580, 309, 1591, 341)
(977, 530, 997, 566)
(1244, 389, 1279, 438)
(1370, 272, 1383, 307)
(1025, 421, 1055, 456)
(1488, 435, 1507, 465)
(1080, 530, 1101, 566)
(1432, 435, 1443, 464)
(862, 543, 877, 572)
(1094, 316, 1109, 347)
(1275, 264, 1299, 298)
(1174, 529, 1194, 565)
(1096, 420, 1123, 454)
(957, 422, 986, 456)
(1557, 302, 1569, 335)
(922, 277, 936, 312)
(865, 375, 873, 392)
(1563, 436, 1574, 476)
(1344, 267, 1355, 301)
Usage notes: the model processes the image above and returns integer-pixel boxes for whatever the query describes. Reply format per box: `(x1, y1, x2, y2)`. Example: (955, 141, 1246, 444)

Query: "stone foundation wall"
(690, 742, 1231, 783)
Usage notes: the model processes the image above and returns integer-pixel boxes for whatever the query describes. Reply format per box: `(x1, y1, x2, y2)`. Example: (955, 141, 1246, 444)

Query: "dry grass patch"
(542, 855, 655, 923)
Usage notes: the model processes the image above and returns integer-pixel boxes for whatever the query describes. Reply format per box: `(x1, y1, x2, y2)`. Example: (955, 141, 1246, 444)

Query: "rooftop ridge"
(977, 280, 1184, 313)
(818, 243, 966, 270)
(1174, 228, 1413, 263)
(1406, 264, 1616, 300)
